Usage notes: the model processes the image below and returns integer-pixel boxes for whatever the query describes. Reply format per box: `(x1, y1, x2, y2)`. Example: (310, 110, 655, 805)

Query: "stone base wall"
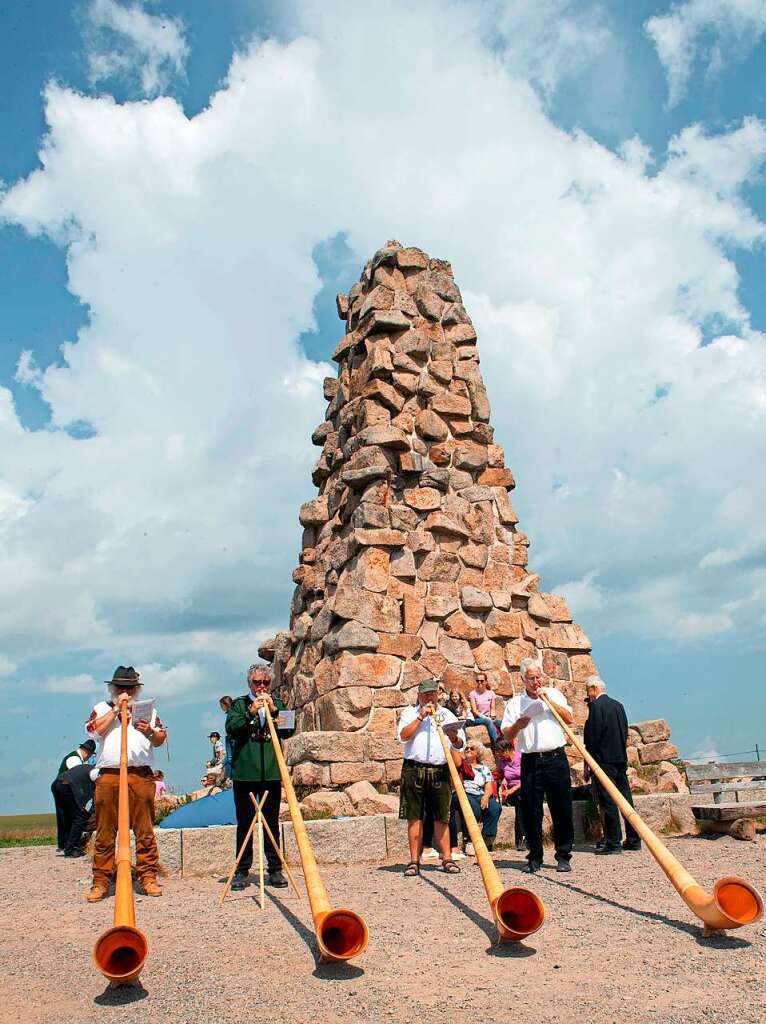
(158, 793, 699, 875)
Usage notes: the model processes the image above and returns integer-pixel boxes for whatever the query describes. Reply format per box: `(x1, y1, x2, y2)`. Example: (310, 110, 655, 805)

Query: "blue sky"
(1, 1, 766, 811)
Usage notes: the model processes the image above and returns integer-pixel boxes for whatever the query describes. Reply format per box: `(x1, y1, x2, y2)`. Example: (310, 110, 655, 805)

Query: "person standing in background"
(583, 675, 641, 854)
(51, 738, 96, 853)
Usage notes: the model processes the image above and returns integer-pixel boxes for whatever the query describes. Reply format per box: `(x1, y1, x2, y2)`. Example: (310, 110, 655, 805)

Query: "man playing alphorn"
(502, 658, 575, 874)
(86, 666, 167, 901)
(225, 663, 293, 891)
(397, 678, 465, 877)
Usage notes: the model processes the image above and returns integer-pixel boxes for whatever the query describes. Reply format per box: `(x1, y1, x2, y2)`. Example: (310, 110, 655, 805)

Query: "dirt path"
(1, 837, 764, 1024)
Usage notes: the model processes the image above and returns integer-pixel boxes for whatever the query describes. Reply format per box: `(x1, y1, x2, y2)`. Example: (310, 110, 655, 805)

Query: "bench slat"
(685, 760, 766, 781)
(691, 802, 766, 822)
(689, 780, 766, 795)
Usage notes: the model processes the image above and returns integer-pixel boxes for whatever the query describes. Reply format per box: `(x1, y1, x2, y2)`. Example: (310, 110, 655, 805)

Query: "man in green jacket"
(226, 662, 294, 890)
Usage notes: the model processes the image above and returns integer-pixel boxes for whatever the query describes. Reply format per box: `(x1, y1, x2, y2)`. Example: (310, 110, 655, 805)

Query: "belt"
(403, 759, 447, 770)
(98, 766, 154, 776)
(523, 746, 565, 759)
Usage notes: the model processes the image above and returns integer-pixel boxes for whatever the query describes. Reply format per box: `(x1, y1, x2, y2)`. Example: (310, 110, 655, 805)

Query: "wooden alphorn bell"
(539, 692, 764, 935)
(434, 718, 545, 943)
(92, 702, 149, 984)
(262, 705, 369, 962)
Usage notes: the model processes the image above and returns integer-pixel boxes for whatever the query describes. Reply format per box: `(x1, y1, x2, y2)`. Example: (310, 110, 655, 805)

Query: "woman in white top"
(455, 740, 502, 852)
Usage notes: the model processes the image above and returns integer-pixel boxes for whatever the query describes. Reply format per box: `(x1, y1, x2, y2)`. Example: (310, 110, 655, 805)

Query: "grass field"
(0, 813, 57, 847)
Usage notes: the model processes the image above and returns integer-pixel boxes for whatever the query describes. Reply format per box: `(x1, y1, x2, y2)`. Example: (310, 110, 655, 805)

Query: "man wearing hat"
(86, 666, 168, 902)
(397, 678, 466, 877)
(51, 738, 96, 853)
(225, 663, 293, 891)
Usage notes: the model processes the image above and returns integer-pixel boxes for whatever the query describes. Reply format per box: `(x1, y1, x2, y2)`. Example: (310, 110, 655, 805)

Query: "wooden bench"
(686, 760, 766, 841)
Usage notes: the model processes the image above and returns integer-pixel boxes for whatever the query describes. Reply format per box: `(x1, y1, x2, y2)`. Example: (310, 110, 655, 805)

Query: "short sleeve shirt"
(500, 688, 571, 754)
(90, 701, 156, 768)
(397, 706, 465, 765)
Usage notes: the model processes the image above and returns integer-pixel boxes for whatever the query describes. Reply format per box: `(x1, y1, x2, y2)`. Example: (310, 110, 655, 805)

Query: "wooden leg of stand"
(258, 815, 265, 911)
(258, 814, 303, 900)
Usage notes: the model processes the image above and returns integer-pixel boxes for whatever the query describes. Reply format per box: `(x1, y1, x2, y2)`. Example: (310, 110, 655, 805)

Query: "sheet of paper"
(521, 698, 545, 719)
(131, 697, 155, 724)
(277, 709, 296, 730)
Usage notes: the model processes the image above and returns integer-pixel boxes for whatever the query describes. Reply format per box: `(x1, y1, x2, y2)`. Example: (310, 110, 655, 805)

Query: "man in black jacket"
(583, 676, 641, 854)
(57, 763, 97, 857)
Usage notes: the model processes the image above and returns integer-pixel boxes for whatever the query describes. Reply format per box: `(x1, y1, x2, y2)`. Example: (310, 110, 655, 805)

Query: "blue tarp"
(159, 787, 236, 829)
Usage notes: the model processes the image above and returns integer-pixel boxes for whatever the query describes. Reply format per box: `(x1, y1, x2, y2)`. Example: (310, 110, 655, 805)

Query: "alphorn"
(93, 702, 149, 984)
(262, 705, 369, 961)
(434, 719, 545, 943)
(539, 692, 764, 935)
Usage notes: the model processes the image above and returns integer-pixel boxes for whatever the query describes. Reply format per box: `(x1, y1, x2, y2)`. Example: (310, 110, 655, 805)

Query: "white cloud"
(699, 547, 744, 569)
(552, 571, 605, 616)
(43, 672, 98, 693)
(0, 655, 17, 677)
(85, 0, 189, 96)
(645, 0, 766, 106)
(0, 0, 766, 691)
(480, 0, 611, 100)
(136, 661, 206, 701)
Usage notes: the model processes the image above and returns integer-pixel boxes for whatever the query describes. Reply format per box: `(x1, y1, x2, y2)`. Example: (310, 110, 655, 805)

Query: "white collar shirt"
(500, 687, 570, 754)
(397, 705, 465, 765)
(90, 700, 156, 768)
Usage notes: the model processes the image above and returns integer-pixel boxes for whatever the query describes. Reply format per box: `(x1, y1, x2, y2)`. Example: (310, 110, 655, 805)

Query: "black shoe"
(595, 838, 606, 851)
(622, 841, 642, 851)
(484, 837, 495, 852)
(267, 870, 288, 888)
(64, 848, 85, 858)
(556, 860, 572, 873)
(595, 845, 622, 856)
(230, 873, 249, 891)
(522, 861, 541, 874)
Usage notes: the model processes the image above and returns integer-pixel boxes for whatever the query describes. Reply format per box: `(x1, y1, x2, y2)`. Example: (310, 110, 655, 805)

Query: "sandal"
(403, 861, 420, 877)
(442, 859, 461, 874)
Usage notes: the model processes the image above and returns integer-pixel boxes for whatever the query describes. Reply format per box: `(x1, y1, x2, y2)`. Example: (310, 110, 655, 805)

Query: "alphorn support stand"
(219, 793, 302, 905)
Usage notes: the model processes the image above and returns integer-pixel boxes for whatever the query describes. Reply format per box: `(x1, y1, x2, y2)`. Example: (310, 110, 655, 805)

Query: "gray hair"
(108, 681, 142, 700)
(586, 675, 606, 692)
(247, 662, 272, 683)
(520, 658, 543, 679)
(465, 739, 489, 764)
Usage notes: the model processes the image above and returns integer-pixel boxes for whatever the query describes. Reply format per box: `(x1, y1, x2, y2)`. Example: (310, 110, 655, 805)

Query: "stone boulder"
(344, 780, 400, 816)
(301, 790, 355, 818)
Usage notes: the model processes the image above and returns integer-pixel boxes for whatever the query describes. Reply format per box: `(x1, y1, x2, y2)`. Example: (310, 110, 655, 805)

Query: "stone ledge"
(157, 793, 698, 875)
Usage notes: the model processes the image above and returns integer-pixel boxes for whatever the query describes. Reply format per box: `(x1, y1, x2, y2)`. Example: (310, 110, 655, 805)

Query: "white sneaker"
(421, 847, 439, 860)
(451, 849, 466, 860)
(464, 843, 476, 857)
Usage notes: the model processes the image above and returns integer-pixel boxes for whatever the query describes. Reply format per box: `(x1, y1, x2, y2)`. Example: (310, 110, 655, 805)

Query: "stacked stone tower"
(259, 241, 678, 792)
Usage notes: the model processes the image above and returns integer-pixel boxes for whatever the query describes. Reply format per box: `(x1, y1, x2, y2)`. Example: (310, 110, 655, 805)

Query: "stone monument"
(259, 241, 681, 795)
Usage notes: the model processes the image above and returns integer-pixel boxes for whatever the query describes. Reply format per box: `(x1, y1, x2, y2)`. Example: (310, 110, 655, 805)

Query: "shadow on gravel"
(542, 877, 751, 949)
(94, 983, 149, 1006)
(420, 876, 537, 958)
(267, 892, 365, 979)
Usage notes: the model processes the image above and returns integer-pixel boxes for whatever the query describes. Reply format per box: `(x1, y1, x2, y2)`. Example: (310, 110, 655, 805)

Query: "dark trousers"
(51, 779, 71, 849)
(422, 793, 462, 850)
(509, 790, 525, 845)
(465, 793, 502, 839)
(521, 748, 574, 865)
(54, 783, 91, 853)
(595, 762, 641, 848)
(233, 780, 282, 874)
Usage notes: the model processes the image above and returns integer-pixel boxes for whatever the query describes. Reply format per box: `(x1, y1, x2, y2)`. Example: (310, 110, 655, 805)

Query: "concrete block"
(156, 828, 182, 875)
(281, 814, 387, 865)
(383, 813, 409, 861)
(181, 825, 237, 877)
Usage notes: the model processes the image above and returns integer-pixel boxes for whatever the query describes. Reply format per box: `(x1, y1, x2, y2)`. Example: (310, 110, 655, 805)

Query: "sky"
(1, 0, 765, 812)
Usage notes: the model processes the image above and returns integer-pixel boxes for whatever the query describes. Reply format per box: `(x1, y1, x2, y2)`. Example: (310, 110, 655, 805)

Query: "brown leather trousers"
(92, 769, 159, 886)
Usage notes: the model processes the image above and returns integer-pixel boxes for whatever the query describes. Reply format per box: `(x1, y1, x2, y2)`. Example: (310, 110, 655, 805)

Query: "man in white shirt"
(86, 665, 167, 902)
(502, 658, 575, 874)
(397, 678, 465, 876)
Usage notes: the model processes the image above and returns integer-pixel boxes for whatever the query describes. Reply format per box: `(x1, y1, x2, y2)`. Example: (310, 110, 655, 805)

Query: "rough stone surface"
(270, 242, 678, 792)
(344, 780, 400, 815)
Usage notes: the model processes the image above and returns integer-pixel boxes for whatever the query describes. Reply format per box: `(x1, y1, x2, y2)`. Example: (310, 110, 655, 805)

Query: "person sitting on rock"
(453, 740, 502, 852)
(494, 739, 526, 850)
(468, 672, 502, 744)
(445, 688, 470, 720)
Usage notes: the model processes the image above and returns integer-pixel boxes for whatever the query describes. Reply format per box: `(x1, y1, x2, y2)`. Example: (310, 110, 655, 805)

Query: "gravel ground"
(1, 837, 764, 1024)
